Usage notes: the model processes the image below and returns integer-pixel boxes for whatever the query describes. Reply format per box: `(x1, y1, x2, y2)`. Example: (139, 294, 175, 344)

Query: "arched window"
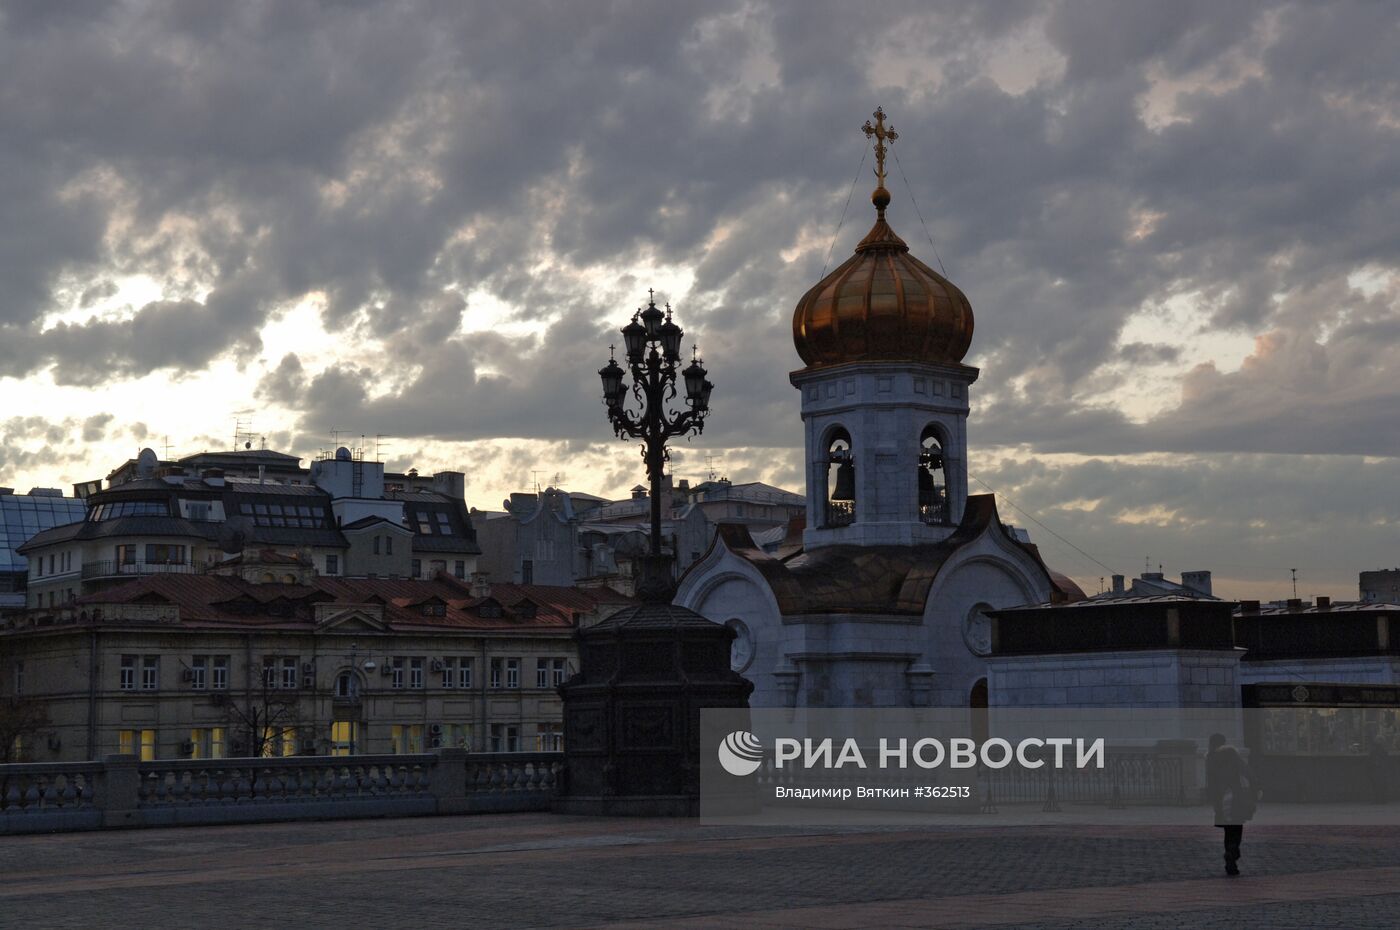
(335, 671, 360, 699)
(918, 425, 949, 525)
(825, 428, 855, 527)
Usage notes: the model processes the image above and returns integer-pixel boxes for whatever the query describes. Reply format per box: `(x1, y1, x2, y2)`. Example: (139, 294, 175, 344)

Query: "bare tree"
(219, 661, 301, 758)
(0, 697, 49, 764)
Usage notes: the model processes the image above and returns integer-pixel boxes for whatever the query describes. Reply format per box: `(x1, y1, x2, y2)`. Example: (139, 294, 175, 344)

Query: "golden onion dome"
(793, 109, 974, 370)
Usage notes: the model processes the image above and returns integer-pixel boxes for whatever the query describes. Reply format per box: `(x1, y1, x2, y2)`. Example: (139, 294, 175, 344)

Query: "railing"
(825, 501, 855, 528)
(0, 750, 562, 834)
(978, 753, 1187, 811)
(81, 560, 200, 580)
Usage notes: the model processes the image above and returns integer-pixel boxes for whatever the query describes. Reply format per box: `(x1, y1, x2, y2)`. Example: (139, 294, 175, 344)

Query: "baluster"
(60, 774, 78, 807)
(252, 768, 268, 803)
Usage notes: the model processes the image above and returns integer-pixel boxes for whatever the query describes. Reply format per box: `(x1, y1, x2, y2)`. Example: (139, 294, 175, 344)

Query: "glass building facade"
(0, 489, 87, 606)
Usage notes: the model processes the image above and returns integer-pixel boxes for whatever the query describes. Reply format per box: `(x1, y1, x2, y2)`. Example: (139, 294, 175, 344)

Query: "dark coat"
(1206, 744, 1256, 826)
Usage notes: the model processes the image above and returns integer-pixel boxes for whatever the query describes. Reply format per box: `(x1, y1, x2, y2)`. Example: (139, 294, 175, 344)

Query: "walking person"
(1206, 732, 1256, 876)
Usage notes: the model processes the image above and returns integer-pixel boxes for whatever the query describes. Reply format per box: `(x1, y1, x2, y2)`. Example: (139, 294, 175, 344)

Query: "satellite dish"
(136, 448, 158, 477)
(245, 441, 252, 450)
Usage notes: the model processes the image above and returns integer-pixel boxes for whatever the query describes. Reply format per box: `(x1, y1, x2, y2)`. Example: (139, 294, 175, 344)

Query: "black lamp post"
(599, 290, 711, 600)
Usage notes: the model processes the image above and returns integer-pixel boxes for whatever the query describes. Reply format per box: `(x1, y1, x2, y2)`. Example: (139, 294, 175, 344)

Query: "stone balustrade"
(0, 749, 562, 835)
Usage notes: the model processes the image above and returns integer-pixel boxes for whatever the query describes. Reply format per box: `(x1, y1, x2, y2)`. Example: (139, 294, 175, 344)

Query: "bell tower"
(790, 108, 979, 550)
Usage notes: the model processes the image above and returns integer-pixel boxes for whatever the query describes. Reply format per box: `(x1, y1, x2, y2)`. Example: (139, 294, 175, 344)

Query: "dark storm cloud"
(1, 0, 1397, 464)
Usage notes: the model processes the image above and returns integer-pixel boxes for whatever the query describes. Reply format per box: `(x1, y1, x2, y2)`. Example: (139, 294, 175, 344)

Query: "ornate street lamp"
(598, 290, 712, 600)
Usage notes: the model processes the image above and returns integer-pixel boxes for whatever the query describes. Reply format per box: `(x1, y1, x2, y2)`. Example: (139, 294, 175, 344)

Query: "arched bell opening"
(918, 424, 950, 525)
(824, 427, 855, 528)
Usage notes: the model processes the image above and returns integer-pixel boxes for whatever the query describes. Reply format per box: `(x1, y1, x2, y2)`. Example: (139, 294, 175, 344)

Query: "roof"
(21, 572, 631, 633)
(1238, 601, 1400, 616)
(694, 495, 1069, 615)
(992, 591, 1231, 613)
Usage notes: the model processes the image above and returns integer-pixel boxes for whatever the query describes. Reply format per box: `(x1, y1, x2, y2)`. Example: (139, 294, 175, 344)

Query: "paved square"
(2, 815, 1399, 928)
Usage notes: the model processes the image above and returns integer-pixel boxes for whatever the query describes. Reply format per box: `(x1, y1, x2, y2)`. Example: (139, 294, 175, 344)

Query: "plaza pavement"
(2, 814, 1399, 928)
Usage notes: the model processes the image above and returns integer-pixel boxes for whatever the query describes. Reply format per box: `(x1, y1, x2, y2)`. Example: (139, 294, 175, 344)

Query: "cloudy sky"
(2, 0, 1397, 600)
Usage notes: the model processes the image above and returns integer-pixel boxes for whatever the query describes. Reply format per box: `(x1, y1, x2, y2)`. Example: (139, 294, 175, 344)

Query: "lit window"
(536, 723, 563, 752)
(390, 724, 423, 754)
(330, 721, 358, 756)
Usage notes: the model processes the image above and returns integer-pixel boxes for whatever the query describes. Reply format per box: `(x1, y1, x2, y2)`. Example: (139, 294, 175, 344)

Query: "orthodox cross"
(862, 106, 898, 189)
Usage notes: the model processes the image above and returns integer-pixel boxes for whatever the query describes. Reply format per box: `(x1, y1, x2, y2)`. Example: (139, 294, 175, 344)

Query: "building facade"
(0, 488, 88, 614)
(17, 447, 480, 609)
(0, 564, 630, 762)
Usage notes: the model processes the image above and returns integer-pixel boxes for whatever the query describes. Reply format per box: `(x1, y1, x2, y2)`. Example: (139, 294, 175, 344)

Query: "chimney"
(1286, 598, 1303, 612)
(1111, 574, 1125, 595)
(1181, 570, 1213, 597)
(1316, 596, 1331, 610)
(470, 571, 491, 598)
(1240, 600, 1260, 615)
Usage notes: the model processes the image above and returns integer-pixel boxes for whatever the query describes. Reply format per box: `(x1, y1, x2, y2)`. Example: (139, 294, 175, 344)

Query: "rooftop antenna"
(161, 436, 173, 459)
(705, 454, 720, 482)
(232, 416, 255, 452)
(1290, 568, 1299, 599)
(531, 470, 543, 493)
(374, 434, 388, 463)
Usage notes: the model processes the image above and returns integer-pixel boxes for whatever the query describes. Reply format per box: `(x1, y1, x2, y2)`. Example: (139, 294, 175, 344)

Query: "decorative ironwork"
(598, 294, 712, 600)
(861, 106, 898, 191)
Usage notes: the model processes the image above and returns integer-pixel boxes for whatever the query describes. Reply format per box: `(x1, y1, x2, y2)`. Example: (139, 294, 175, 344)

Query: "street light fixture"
(598, 291, 711, 600)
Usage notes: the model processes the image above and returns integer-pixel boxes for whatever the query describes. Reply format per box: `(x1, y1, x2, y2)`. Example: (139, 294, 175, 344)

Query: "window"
(115, 544, 137, 566)
(390, 657, 405, 689)
(490, 658, 502, 689)
(373, 536, 380, 555)
(325, 554, 339, 576)
(454, 561, 466, 579)
(505, 658, 519, 689)
(536, 658, 549, 689)
(212, 656, 229, 690)
(390, 724, 423, 754)
(335, 671, 359, 698)
(385, 535, 393, 555)
(141, 655, 159, 690)
(259, 726, 297, 758)
(281, 656, 298, 690)
(447, 723, 471, 750)
(520, 560, 533, 584)
(119, 729, 157, 762)
(12, 661, 23, 696)
(411, 559, 422, 578)
(490, 724, 519, 753)
(457, 658, 472, 689)
(330, 721, 359, 756)
(263, 657, 278, 689)
(47, 554, 55, 574)
(409, 657, 424, 689)
(918, 425, 949, 525)
(190, 727, 226, 760)
(188, 502, 211, 521)
(551, 658, 567, 686)
(190, 656, 208, 690)
(144, 544, 185, 565)
(536, 723, 563, 752)
(825, 428, 855, 528)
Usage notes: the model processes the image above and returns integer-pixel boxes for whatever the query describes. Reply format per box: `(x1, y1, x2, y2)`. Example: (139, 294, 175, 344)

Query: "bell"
(831, 461, 856, 501)
(918, 465, 936, 506)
